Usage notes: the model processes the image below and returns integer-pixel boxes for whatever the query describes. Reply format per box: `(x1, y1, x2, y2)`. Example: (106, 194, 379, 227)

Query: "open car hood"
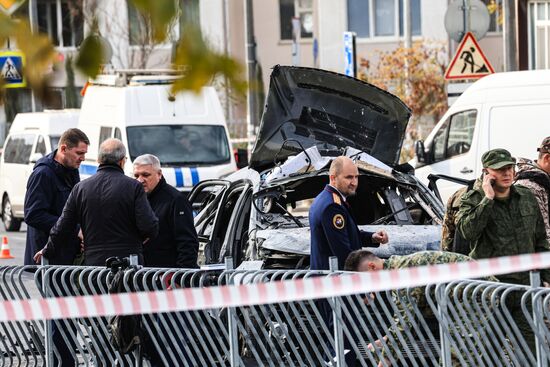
(249, 65, 411, 172)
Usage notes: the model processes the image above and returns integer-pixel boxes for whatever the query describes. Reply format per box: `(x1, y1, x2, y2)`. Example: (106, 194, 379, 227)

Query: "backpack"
(107, 259, 143, 354)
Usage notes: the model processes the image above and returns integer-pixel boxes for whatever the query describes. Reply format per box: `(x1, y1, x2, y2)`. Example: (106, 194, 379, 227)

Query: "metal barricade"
(3, 261, 550, 366)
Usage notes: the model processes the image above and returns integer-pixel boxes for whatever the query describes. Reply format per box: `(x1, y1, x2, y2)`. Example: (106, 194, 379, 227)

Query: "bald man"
(309, 156, 388, 271)
(36, 138, 159, 266)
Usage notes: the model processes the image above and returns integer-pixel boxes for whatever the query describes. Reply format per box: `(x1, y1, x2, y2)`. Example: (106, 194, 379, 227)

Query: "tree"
(359, 42, 448, 162)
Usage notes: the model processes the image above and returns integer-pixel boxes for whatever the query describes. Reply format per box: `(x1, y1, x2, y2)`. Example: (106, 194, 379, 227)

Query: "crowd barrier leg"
(225, 257, 240, 367)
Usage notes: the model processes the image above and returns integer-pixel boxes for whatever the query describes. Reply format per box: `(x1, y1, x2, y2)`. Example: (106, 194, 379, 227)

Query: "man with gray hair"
(133, 154, 198, 268)
(36, 138, 159, 266)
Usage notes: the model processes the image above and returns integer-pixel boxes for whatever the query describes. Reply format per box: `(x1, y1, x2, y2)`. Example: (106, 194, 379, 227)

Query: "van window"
(3, 134, 35, 164)
(50, 136, 60, 150)
(446, 110, 476, 158)
(98, 126, 112, 151)
(35, 135, 46, 155)
(127, 125, 231, 165)
(432, 120, 449, 162)
(114, 127, 122, 140)
(431, 109, 477, 163)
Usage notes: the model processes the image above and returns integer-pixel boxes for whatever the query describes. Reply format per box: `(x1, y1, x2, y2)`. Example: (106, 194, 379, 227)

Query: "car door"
(3, 133, 36, 216)
(189, 180, 231, 265)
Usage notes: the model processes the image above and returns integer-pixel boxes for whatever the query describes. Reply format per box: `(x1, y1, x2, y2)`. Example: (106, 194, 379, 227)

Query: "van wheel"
(2, 197, 21, 232)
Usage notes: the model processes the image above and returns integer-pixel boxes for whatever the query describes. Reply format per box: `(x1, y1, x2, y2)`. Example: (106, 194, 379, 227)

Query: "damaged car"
(190, 65, 444, 269)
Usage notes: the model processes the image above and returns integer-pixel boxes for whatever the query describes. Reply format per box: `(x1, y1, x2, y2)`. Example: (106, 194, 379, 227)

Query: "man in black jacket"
(24, 128, 89, 266)
(133, 154, 198, 268)
(35, 138, 159, 266)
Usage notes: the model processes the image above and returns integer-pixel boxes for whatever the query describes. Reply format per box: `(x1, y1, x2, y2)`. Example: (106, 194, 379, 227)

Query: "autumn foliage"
(359, 42, 448, 161)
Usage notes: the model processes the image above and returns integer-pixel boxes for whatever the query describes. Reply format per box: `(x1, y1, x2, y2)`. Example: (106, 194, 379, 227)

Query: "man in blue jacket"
(24, 128, 89, 265)
(309, 156, 388, 271)
(23, 128, 89, 366)
(309, 155, 388, 366)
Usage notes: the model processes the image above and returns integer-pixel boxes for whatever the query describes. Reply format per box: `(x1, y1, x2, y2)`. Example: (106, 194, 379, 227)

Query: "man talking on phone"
(456, 148, 550, 356)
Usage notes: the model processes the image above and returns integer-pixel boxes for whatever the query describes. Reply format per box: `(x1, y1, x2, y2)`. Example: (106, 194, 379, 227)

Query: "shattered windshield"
(127, 125, 231, 166)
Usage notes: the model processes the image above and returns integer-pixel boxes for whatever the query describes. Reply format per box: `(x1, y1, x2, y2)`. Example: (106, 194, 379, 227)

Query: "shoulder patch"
(333, 214, 345, 229)
(332, 193, 342, 205)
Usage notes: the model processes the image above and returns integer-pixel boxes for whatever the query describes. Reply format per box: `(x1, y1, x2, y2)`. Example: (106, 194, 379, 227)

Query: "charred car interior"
(190, 65, 445, 269)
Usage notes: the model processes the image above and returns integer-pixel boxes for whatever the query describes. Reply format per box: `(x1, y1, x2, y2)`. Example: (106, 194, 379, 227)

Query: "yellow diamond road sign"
(445, 32, 495, 80)
(0, 0, 25, 15)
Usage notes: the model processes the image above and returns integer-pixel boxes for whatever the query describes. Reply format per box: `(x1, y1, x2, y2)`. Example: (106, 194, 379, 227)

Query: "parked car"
(0, 109, 80, 231)
(190, 65, 444, 269)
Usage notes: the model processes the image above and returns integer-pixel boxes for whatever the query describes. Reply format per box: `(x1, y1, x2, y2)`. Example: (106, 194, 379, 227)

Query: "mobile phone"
(482, 170, 495, 186)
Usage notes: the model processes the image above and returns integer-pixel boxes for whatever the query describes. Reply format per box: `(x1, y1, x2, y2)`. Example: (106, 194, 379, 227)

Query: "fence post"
(41, 256, 54, 367)
(225, 257, 239, 367)
(437, 284, 452, 367)
(128, 254, 142, 367)
(329, 256, 345, 366)
(530, 271, 546, 367)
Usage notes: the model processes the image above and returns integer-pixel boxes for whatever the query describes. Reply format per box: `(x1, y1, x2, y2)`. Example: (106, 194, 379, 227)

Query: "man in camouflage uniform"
(345, 250, 496, 366)
(441, 179, 480, 254)
(515, 136, 550, 242)
(456, 148, 550, 356)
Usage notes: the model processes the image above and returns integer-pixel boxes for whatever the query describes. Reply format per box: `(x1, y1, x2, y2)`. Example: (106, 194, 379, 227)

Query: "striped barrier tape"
(1, 252, 550, 323)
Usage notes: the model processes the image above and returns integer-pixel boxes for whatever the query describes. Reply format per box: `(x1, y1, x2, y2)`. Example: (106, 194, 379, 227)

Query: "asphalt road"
(0, 222, 27, 266)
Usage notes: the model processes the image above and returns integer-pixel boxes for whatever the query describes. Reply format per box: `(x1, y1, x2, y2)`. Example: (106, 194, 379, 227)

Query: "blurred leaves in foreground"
(0, 0, 246, 101)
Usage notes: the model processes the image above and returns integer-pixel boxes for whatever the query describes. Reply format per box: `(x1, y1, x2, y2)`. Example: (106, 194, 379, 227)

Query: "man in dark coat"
(133, 153, 198, 268)
(35, 138, 159, 266)
(24, 128, 89, 265)
(23, 128, 89, 366)
(133, 154, 198, 366)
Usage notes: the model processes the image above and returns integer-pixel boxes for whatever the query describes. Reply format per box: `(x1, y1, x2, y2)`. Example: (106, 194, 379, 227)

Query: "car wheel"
(2, 196, 21, 232)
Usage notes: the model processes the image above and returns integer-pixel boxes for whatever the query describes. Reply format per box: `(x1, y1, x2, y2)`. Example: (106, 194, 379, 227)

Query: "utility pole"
(245, 0, 259, 156)
(403, 0, 412, 99)
(502, 0, 517, 71)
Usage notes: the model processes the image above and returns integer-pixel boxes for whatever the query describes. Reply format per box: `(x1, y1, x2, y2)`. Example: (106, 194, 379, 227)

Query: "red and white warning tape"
(1, 252, 550, 323)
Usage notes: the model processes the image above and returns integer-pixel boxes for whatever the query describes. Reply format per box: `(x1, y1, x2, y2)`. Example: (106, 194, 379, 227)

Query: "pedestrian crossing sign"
(445, 32, 494, 80)
(0, 51, 25, 88)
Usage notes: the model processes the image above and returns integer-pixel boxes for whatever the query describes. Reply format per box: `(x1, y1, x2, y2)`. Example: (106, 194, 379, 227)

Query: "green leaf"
(130, 0, 177, 42)
(75, 35, 104, 79)
(171, 25, 247, 96)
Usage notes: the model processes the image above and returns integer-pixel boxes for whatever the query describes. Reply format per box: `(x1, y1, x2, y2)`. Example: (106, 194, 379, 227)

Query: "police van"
(77, 70, 237, 189)
(0, 109, 80, 231)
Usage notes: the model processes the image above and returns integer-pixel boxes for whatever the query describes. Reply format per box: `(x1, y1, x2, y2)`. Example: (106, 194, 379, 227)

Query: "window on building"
(348, 0, 421, 39)
(36, 0, 83, 47)
(529, 1, 550, 69)
(279, 0, 314, 40)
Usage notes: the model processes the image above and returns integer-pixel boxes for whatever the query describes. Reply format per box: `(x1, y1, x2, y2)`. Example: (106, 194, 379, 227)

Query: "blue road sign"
(0, 51, 25, 88)
(343, 32, 356, 77)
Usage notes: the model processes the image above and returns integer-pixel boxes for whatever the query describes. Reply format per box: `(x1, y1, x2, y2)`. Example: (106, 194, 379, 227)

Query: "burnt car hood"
(249, 65, 412, 172)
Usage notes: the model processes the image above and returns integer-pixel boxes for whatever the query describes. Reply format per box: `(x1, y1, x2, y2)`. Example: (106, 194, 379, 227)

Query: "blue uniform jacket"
(309, 185, 376, 270)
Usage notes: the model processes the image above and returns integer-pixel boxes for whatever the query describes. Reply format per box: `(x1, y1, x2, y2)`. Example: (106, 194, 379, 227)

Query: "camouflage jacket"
(441, 180, 481, 253)
(515, 158, 550, 242)
(456, 184, 550, 284)
(384, 251, 476, 318)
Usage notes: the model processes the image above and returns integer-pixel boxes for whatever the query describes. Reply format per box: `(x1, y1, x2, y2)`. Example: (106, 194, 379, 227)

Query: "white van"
(77, 71, 237, 188)
(414, 70, 550, 204)
(0, 109, 80, 231)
